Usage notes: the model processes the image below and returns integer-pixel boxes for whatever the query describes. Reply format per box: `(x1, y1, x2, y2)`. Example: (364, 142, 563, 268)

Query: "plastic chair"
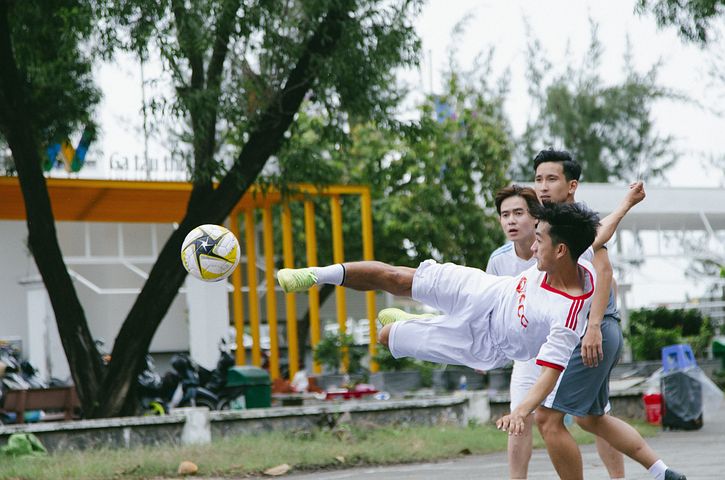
(661, 344, 697, 373)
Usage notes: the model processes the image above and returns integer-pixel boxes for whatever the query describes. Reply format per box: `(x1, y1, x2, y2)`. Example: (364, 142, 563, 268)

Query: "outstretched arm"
(497, 366, 561, 435)
(593, 181, 646, 250)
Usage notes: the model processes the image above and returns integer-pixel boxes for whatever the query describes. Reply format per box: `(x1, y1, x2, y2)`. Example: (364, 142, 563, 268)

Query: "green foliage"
(272, 54, 512, 269)
(1, 1, 100, 154)
(373, 347, 435, 387)
(627, 307, 714, 360)
(312, 332, 365, 374)
(636, 0, 725, 44)
(516, 22, 678, 182)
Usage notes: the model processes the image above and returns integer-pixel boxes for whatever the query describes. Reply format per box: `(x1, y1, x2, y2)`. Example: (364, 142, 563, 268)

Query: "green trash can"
(226, 366, 271, 408)
(713, 337, 725, 370)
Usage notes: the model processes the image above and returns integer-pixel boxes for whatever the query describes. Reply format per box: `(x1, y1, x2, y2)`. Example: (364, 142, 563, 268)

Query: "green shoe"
(377, 308, 435, 326)
(277, 268, 317, 293)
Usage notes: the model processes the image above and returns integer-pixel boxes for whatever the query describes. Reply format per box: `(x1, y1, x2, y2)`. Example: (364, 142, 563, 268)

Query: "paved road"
(280, 403, 724, 479)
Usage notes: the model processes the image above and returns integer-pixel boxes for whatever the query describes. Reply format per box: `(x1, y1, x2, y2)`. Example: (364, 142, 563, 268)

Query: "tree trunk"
(0, 3, 104, 412)
(98, 1, 355, 417)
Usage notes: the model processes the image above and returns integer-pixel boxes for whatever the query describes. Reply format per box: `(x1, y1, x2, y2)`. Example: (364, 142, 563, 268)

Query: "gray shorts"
(547, 314, 623, 417)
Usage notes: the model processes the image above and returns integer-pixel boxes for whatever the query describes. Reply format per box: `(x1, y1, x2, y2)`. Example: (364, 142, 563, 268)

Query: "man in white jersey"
(488, 183, 645, 479)
(529, 149, 685, 480)
(278, 202, 600, 435)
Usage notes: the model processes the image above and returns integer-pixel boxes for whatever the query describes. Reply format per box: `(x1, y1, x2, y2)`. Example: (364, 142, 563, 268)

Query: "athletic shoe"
(277, 268, 317, 293)
(664, 469, 687, 480)
(377, 308, 435, 326)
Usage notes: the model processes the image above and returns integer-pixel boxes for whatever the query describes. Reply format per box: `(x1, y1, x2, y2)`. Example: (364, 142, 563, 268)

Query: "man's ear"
(568, 179, 578, 195)
(555, 242, 568, 260)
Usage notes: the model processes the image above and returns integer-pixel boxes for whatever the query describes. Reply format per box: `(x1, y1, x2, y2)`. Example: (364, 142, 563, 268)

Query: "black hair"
(494, 184, 539, 215)
(533, 148, 581, 181)
(531, 202, 600, 261)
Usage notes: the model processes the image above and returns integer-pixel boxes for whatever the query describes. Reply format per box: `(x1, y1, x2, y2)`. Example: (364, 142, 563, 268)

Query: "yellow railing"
(229, 184, 377, 380)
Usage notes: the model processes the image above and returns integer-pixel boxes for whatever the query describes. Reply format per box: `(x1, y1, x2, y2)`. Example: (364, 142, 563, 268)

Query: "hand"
(496, 409, 528, 435)
(581, 323, 603, 368)
(624, 181, 646, 208)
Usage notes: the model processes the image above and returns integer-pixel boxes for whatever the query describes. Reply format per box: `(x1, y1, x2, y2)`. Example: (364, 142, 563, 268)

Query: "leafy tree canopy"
(636, 0, 725, 45)
(515, 21, 680, 183)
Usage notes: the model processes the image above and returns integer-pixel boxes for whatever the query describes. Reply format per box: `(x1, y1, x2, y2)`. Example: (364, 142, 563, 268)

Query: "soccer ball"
(181, 224, 240, 282)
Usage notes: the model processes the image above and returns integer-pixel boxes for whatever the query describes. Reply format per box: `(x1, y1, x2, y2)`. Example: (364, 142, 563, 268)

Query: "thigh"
(412, 260, 503, 316)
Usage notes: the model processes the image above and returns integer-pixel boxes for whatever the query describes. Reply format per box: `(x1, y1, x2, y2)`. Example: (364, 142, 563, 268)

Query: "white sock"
(648, 459, 667, 480)
(312, 264, 345, 285)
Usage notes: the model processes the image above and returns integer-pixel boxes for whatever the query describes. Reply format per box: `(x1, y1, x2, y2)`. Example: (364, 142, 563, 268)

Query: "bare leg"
(576, 414, 659, 470)
(535, 407, 583, 480)
(592, 427, 626, 478)
(341, 261, 416, 296)
(508, 413, 535, 479)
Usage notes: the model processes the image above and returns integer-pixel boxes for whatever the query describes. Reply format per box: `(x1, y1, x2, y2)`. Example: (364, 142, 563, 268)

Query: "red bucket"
(643, 393, 662, 425)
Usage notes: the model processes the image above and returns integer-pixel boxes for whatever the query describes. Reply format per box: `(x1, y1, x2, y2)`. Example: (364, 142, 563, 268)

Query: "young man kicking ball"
(279, 202, 600, 437)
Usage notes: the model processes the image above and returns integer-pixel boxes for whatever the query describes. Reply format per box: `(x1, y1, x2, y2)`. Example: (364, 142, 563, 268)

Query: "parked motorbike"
(136, 355, 167, 415)
(198, 338, 245, 410)
(165, 353, 219, 411)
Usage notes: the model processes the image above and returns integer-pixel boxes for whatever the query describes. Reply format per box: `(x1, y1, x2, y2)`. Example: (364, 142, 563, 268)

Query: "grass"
(0, 420, 659, 479)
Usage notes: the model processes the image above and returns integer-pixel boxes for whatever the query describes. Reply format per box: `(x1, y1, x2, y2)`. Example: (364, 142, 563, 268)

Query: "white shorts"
(509, 355, 612, 414)
(388, 260, 510, 371)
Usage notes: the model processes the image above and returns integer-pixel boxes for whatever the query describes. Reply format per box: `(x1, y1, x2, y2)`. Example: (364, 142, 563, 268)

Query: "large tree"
(515, 22, 679, 182)
(0, 0, 421, 417)
(636, 0, 724, 45)
(271, 53, 512, 367)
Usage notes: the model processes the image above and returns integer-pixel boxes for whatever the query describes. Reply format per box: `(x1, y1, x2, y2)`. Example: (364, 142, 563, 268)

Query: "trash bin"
(226, 366, 271, 408)
(713, 337, 725, 370)
(660, 344, 703, 431)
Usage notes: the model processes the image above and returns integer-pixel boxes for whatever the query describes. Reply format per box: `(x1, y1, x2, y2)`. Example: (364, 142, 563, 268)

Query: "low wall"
(0, 396, 475, 453)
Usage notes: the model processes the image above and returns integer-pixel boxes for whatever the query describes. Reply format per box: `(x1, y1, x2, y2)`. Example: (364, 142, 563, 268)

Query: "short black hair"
(494, 184, 539, 215)
(533, 148, 581, 181)
(531, 202, 600, 261)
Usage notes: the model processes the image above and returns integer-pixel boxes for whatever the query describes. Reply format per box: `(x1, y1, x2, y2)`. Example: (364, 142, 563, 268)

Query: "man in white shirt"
(279, 202, 600, 428)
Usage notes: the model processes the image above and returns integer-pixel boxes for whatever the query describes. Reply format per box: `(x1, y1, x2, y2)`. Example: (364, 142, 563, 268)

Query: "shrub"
(627, 307, 714, 360)
(313, 332, 365, 374)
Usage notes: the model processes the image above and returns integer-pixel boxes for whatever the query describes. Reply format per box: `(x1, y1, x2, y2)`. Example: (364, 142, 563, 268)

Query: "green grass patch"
(0, 420, 659, 479)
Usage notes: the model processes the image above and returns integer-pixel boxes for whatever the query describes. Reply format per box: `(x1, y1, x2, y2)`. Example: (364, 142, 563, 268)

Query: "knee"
(534, 409, 564, 437)
(378, 324, 392, 347)
(574, 415, 601, 433)
(385, 267, 413, 296)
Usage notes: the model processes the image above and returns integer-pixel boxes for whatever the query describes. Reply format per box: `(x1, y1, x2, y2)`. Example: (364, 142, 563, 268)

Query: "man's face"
(534, 162, 576, 204)
(531, 221, 559, 272)
(499, 196, 536, 242)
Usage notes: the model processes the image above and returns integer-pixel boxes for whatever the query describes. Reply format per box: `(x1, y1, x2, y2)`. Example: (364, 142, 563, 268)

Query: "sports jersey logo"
(516, 277, 528, 328)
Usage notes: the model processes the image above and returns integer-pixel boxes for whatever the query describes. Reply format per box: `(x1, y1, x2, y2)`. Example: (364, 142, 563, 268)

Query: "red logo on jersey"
(516, 277, 528, 328)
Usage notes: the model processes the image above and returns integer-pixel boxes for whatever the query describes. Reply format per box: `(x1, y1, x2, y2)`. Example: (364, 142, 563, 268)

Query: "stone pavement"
(280, 403, 724, 479)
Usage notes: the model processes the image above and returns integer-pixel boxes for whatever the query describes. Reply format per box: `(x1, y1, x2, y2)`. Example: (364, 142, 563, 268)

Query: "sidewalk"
(282, 403, 724, 479)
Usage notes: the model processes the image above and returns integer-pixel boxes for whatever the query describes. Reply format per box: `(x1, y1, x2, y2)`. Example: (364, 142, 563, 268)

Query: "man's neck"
(545, 260, 584, 296)
(513, 238, 535, 261)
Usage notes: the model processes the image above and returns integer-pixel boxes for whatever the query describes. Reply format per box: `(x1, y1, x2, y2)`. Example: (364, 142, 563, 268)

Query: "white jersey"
(390, 257, 596, 372)
(494, 260, 595, 370)
(486, 242, 537, 277)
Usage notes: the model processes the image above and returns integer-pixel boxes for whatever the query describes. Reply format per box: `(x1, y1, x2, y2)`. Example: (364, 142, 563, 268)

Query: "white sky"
(87, 0, 724, 308)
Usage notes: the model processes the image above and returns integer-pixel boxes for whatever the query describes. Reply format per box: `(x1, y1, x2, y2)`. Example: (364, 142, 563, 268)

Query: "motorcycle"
(165, 353, 219, 411)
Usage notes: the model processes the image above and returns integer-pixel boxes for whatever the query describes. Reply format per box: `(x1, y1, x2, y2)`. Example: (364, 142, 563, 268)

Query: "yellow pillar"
(304, 200, 321, 374)
(229, 212, 246, 365)
(360, 189, 378, 372)
(244, 210, 262, 367)
(281, 203, 299, 380)
(262, 205, 280, 379)
(330, 195, 348, 372)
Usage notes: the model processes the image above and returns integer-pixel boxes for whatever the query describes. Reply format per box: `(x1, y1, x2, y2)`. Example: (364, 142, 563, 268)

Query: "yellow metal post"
(281, 203, 299, 380)
(304, 200, 321, 374)
(244, 210, 262, 367)
(262, 206, 280, 379)
(229, 212, 246, 365)
(360, 190, 377, 372)
(330, 195, 348, 372)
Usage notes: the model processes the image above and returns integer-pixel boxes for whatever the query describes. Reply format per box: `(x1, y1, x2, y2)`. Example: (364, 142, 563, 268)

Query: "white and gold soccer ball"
(180, 224, 240, 282)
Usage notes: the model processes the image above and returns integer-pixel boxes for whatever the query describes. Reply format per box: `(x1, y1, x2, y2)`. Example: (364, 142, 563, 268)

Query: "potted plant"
(312, 332, 366, 390)
(370, 347, 424, 394)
